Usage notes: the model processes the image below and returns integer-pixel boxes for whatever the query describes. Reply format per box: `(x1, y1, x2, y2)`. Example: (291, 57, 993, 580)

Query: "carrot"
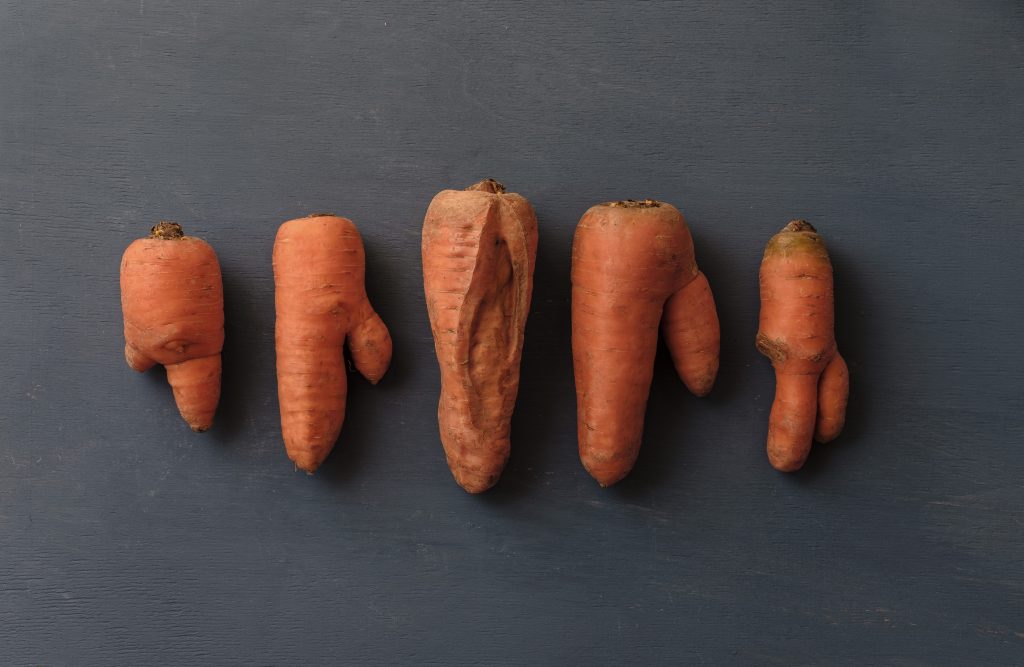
(273, 214, 392, 473)
(422, 179, 538, 493)
(120, 222, 224, 432)
(571, 200, 720, 486)
(756, 219, 848, 472)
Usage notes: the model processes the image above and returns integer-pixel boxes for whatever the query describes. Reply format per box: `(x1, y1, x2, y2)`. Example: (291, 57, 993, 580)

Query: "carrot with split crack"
(571, 200, 720, 486)
(120, 221, 224, 432)
(756, 219, 848, 472)
(274, 214, 392, 473)
(422, 179, 538, 493)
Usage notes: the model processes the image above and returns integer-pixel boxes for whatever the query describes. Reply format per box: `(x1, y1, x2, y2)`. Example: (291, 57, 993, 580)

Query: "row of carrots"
(120, 179, 848, 492)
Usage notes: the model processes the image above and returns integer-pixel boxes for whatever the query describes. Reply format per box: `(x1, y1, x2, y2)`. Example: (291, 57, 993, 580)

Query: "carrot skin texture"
(572, 201, 720, 486)
(422, 179, 538, 493)
(124, 343, 156, 372)
(165, 356, 221, 432)
(815, 353, 848, 443)
(757, 220, 846, 471)
(766, 372, 819, 471)
(120, 223, 223, 432)
(273, 215, 392, 473)
(662, 271, 720, 397)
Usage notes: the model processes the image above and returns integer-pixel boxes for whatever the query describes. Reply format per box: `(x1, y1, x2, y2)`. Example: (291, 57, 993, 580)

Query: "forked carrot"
(571, 200, 720, 486)
(757, 220, 848, 471)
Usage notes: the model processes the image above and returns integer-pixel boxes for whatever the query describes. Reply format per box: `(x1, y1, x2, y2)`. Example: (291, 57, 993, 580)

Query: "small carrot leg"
(165, 354, 221, 432)
(815, 353, 848, 443)
(766, 372, 819, 471)
(661, 272, 720, 397)
(125, 344, 155, 372)
(348, 309, 392, 385)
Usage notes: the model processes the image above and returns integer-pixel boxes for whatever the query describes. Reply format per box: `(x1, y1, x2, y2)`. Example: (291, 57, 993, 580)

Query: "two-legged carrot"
(571, 200, 720, 486)
(756, 220, 848, 471)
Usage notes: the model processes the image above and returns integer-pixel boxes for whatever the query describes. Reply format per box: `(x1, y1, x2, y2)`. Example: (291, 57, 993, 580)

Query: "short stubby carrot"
(422, 179, 538, 493)
(756, 219, 848, 472)
(120, 222, 224, 432)
(571, 200, 720, 486)
(273, 214, 392, 473)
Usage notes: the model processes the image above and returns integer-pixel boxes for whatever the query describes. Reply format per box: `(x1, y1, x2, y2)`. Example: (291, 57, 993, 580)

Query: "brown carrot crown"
(603, 199, 662, 208)
(150, 221, 185, 239)
(783, 219, 817, 233)
(466, 178, 506, 194)
(765, 219, 828, 258)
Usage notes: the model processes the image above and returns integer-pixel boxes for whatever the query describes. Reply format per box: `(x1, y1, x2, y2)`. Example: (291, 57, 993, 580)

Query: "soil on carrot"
(755, 333, 788, 363)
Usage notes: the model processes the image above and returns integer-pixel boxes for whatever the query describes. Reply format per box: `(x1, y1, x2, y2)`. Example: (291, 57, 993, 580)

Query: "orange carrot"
(120, 222, 224, 432)
(757, 219, 848, 471)
(571, 200, 720, 486)
(273, 214, 392, 473)
(422, 179, 538, 493)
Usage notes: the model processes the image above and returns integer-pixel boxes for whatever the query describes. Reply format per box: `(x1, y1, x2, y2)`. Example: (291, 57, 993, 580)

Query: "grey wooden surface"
(2, 1, 1022, 664)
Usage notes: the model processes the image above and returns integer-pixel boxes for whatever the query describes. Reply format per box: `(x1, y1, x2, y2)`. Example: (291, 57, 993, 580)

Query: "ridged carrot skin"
(422, 179, 538, 493)
(756, 219, 848, 472)
(572, 200, 720, 486)
(273, 214, 392, 473)
(120, 222, 224, 432)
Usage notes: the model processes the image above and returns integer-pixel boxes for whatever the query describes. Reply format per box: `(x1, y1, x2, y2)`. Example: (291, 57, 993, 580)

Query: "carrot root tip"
(455, 473, 498, 494)
(686, 374, 716, 397)
(583, 461, 629, 488)
(768, 450, 808, 473)
(289, 453, 322, 474)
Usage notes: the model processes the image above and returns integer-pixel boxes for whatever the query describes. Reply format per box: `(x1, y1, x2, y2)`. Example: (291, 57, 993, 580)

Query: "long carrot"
(120, 222, 224, 432)
(571, 200, 720, 486)
(422, 179, 538, 493)
(757, 219, 848, 471)
(273, 214, 392, 473)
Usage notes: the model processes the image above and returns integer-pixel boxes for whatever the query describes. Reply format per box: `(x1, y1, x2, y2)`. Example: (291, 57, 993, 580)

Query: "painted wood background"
(1, 1, 1021, 664)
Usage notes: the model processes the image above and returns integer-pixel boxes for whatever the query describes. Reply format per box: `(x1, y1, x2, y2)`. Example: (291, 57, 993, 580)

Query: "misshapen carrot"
(572, 200, 720, 486)
(120, 222, 224, 432)
(274, 214, 391, 473)
(422, 179, 538, 493)
(757, 220, 848, 472)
